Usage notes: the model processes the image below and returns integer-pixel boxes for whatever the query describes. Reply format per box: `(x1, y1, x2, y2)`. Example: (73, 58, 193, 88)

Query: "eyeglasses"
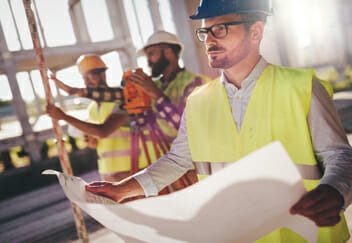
(196, 20, 253, 42)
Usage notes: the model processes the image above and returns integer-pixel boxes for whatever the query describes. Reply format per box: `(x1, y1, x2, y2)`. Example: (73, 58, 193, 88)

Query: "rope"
(22, 1, 89, 242)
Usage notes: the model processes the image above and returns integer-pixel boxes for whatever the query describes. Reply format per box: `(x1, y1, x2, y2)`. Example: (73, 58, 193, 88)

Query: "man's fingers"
(136, 70, 149, 79)
(290, 185, 345, 227)
(293, 199, 343, 227)
(46, 104, 53, 113)
(46, 104, 62, 118)
(85, 183, 122, 202)
(291, 190, 326, 214)
(300, 197, 342, 217)
(128, 75, 145, 85)
(129, 73, 153, 85)
(315, 215, 341, 227)
(86, 181, 111, 187)
(85, 184, 109, 193)
(314, 207, 341, 221)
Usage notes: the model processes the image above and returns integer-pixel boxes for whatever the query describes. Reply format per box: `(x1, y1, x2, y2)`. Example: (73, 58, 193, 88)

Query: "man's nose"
(205, 32, 216, 45)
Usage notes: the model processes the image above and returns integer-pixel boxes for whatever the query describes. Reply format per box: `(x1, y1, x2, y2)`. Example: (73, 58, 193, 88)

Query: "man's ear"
(250, 21, 264, 44)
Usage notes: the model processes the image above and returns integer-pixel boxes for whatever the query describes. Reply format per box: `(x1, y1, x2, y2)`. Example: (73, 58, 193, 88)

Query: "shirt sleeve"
(85, 87, 124, 103)
(133, 112, 194, 196)
(309, 79, 352, 206)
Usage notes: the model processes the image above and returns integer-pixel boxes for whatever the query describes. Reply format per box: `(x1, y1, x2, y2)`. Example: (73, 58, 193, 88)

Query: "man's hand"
(50, 74, 85, 96)
(127, 70, 164, 100)
(46, 104, 66, 120)
(85, 178, 145, 203)
(290, 184, 344, 227)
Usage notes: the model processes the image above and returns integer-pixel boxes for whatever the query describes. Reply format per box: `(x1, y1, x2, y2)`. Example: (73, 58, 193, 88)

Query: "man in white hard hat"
(131, 30, 210, 140)
(49, 31, 209, 186)
(84, 30, 210, 140)
(72, 31, 210, 190)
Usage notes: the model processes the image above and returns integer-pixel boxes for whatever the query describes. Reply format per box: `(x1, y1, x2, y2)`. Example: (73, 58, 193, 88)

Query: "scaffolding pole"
(22, 0, 89, 242)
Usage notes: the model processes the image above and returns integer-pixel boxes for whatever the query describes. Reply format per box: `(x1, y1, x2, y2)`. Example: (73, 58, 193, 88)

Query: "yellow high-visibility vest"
(88, 102, 156, 174)
(186, 65, 349, 243)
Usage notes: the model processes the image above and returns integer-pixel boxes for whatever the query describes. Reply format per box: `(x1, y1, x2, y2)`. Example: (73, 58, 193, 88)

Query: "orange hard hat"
(76, 54, 107, 75)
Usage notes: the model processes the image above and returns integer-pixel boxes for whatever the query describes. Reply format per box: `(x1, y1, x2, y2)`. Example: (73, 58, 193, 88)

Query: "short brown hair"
(240, 13, 267, 30)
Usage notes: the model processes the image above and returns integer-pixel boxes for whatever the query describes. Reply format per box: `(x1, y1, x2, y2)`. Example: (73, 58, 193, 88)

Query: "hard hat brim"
(136, 42, 184, 57)
(190, 9, 273, 20)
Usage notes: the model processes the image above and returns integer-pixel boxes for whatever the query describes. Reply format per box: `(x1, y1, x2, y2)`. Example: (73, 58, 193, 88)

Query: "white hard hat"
(137, 30, 184, 57)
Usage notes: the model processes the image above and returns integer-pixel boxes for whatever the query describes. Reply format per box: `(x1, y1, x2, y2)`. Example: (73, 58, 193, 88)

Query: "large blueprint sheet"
(43, 142, 317, 243)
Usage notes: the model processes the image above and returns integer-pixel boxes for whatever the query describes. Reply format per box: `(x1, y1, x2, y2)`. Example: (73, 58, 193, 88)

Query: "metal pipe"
(8, 0, 24, 49)
(131, 0, 145, 44)
(32, 0, 47, 47)
(28, 71, 43, 120)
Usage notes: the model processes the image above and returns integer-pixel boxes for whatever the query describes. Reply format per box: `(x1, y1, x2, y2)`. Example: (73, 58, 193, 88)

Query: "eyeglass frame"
(196, 20, 254, 42)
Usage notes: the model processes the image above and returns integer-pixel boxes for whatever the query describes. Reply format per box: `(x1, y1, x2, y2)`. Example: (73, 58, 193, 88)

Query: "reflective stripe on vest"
(101, 150, 131, 158)
(194, 162, 322, 180)
(100, 132, 152, 159)
(107, 130, 130, 138)
(88, 102, 156, 173)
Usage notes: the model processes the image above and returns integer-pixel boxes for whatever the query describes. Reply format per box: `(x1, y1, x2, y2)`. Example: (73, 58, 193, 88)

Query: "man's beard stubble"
(207, 45, 230, 69)
(149, 52, 170, 78)
(207, 35, 251, 69)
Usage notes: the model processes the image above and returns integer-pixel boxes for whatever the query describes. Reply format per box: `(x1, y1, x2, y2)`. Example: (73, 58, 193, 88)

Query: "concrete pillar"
(169, 0, 201, 74)
(148, 0, 163, 31)
(4, 65, 41, 162)
(0, 24, 41, 162)
(175, 0, 219, 78)
(340, 0, 352, 65)
(68, 0, 90, 43)
(106, 0, 137, 69)
(268, 0, 291, 66)
(28, 71, 43, 116)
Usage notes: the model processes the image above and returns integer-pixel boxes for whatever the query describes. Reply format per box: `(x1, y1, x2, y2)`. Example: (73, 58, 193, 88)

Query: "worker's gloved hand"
(85, 178, 145, 203)
(290, 184, 344, 227)
(46, 104, 66, 120)
(127, 70, 164, 100)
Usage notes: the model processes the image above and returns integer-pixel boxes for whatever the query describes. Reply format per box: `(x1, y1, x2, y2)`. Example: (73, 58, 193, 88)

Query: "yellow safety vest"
(88, 101, 156, 174)
(155, 70, 210, 139)
(186, 65, 349, 243)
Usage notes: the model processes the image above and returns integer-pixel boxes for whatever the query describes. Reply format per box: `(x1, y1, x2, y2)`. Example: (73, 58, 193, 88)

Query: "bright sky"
(0, 0, 176, 102)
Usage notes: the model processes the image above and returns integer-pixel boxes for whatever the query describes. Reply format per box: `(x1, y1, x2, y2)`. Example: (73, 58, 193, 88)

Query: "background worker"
(80, 31, 210, 190)
(47, 54, 153, 182)
(83, 30, 210, 140)
(86, 1, 352, 242)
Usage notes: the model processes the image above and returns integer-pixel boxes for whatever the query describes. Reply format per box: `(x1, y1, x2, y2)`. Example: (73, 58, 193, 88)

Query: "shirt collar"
(220, 57, 269, 90)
